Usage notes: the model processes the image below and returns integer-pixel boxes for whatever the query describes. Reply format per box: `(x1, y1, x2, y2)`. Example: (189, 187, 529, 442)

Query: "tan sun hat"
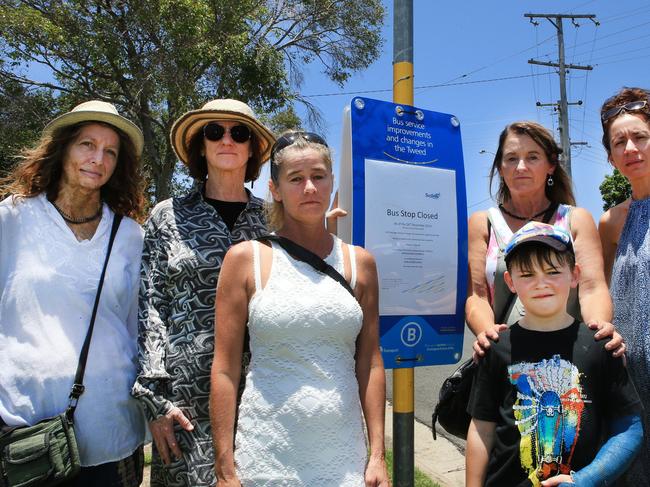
(44, 100, 144, 156)
(171, 99, 276, 166)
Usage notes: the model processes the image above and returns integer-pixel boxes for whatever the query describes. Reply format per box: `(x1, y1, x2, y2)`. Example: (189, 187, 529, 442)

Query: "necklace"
(52, 201, 102, 224)
(499, 202, 553, 222)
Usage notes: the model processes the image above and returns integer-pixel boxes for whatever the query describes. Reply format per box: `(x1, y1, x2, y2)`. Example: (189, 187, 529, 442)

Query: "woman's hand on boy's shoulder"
(587, 320, 626, 358)
(472, 324, 508, 362)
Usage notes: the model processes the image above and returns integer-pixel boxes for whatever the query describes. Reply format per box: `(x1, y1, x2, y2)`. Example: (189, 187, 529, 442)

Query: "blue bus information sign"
(347, 97, 468, 368)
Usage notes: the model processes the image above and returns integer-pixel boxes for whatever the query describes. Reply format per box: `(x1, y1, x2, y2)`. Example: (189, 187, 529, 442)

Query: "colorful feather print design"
(508, 355, 587, 486)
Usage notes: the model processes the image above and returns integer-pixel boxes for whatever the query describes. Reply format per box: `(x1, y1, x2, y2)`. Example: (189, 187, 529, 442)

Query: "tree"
(0, 0, 384, 201)
(0, 77, 56, 176)
(599, 168, 631, 211)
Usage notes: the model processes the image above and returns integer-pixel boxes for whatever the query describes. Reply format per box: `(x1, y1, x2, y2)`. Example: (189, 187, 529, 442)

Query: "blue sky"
(253, 0, 650, 221)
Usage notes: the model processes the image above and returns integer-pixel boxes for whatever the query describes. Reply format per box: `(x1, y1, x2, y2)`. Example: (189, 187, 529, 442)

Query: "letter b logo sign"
(400, 322, 422, 347)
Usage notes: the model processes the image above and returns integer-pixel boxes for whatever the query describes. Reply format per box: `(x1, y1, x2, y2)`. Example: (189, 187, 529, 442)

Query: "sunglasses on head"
(270, 131, 328, 180)
(601, 100, 648, 124)
(203, 122, 252, 143)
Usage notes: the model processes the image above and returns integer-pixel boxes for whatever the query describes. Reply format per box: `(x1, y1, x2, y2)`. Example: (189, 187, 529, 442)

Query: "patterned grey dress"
(132, 184, 267, 486)
(610, 197, 650, 486)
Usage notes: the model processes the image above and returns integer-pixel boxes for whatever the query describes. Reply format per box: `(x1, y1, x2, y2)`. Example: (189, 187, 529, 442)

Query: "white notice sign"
(364, 159, 458, 316)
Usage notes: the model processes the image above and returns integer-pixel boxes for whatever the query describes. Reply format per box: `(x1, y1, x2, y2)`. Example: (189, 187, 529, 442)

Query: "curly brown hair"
(600, 87, 650, 156)
(0, 121, 145, 220)
(186, 126, 263, 182)
(488, 121, 576, 206)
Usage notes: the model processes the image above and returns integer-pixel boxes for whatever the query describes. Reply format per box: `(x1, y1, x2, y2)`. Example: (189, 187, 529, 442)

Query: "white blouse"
(0, 194, 145, 466)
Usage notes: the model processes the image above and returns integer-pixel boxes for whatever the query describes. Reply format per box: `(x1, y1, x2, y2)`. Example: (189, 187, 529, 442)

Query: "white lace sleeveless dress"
(234, 237, 367, 486)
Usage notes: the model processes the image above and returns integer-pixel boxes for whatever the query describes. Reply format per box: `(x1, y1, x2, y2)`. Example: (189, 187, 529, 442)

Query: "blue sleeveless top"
(610, 196, 650, 484)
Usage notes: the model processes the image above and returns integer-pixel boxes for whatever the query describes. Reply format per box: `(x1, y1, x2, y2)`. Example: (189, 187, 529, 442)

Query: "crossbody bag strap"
(487, 209, 517, 324)
(66, 214, 123, 421)
(256, 235, 356, 299)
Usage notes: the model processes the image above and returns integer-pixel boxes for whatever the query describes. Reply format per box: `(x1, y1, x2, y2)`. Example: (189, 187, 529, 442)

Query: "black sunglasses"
(270, 131, 328, 180)
(203, 123, 252, 143)
(601, 100, 648, 124)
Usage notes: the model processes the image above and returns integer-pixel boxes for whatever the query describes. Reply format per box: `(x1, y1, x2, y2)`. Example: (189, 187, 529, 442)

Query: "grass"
(385, 449, 440, 487)
(143, 444, 152, 465)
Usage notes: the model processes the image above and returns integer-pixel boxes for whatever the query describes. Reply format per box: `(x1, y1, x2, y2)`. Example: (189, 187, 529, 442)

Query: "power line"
(599, 4, 650, 23)
(595, 52, 650, 66)
(302, 72, 550, 98)
(422, 34, 555, 90)
(537, 19, 650, 58)
(568, 32, 650, 60)
(563, 0, 597, 14)
(576, 43, 650, 63)
(467, 196, 493, 209)
(526, 13, 597, 176)
(577, 21, 599, 151)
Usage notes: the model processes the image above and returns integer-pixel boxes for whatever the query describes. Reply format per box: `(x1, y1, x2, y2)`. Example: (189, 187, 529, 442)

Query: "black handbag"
(0, 215, 122, 487)
(431, 290, 516, 441)
(431, 358, 477, 440)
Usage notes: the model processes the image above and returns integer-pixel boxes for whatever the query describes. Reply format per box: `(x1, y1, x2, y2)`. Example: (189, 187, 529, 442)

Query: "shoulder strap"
(486, 209, 518, 324)
(542, 202, 560, 224)
(66, 214, 123, 421)
(486, 208, 510, 250)
(257, 235, 355, 299)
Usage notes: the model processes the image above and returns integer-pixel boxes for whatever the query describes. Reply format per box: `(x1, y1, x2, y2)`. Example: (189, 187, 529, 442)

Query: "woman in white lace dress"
(210, 132, 390, 487)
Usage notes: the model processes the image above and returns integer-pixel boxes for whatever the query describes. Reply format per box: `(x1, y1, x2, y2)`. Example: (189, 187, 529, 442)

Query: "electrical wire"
(303, 72, 550, 98)
(467, 196, 493, 209)
(537, 19, 650, 58)
(600, 4, 650, 23)
(568, 32, 650, 60)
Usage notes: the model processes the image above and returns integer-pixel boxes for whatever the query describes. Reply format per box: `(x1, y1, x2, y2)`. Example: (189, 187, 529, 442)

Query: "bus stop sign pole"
(392, 1, 414, 486)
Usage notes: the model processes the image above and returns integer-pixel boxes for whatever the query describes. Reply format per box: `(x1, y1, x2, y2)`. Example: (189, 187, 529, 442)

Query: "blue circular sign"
(400, 321, 422, 347)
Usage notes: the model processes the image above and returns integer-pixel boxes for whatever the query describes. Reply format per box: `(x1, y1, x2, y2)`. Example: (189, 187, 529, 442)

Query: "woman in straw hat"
(0, 100, 147, 486)
(132, 99, 275, 486)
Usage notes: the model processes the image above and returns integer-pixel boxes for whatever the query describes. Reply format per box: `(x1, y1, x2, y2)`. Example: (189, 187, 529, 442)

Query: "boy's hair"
(505, 241, 575, 274)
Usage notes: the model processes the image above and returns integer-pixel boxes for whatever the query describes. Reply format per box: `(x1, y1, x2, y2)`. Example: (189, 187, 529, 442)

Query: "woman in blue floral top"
(598, 87, 650, 486)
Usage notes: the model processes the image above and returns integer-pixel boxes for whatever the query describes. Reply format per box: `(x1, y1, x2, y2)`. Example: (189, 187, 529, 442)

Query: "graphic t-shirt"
(468, 321, 642, 487)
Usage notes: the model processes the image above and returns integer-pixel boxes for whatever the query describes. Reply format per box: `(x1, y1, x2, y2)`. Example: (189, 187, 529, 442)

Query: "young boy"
(466, 222, 643, 487)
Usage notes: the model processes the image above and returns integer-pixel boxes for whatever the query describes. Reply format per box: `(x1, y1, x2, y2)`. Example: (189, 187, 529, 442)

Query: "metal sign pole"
(392, 1, 414, 485)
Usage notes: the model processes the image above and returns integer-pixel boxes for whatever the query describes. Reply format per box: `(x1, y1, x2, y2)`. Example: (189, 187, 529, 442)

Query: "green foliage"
(265, 106, 303, 134)
(0, 0, 384, 201)
(599, 168, 632, 211)
(384, 449, 440, 487)
(0, 77, 55, 176)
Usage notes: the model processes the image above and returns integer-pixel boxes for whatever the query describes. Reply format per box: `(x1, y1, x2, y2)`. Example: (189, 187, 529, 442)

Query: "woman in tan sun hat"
(132, 99, 275, 487)
(0, 100, 147, 486)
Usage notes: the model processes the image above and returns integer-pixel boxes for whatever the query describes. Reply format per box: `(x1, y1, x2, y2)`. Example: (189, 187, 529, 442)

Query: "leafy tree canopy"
(0, 75, 55, 176)
(599, 168, 632, 211)
(0, 0, 384, 200)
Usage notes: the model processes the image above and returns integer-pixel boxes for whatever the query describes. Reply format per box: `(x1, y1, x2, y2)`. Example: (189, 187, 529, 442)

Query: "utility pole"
(525, 13, 598, 177)
(393, 1, 414, 486)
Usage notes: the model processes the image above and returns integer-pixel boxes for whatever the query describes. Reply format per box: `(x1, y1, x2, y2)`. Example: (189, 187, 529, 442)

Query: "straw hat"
(171, 99, 275, 165)
(44, 100, 144, 156)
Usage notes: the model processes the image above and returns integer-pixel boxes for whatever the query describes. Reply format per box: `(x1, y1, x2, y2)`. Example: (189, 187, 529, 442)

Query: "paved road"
(385, 327, 475, 450)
